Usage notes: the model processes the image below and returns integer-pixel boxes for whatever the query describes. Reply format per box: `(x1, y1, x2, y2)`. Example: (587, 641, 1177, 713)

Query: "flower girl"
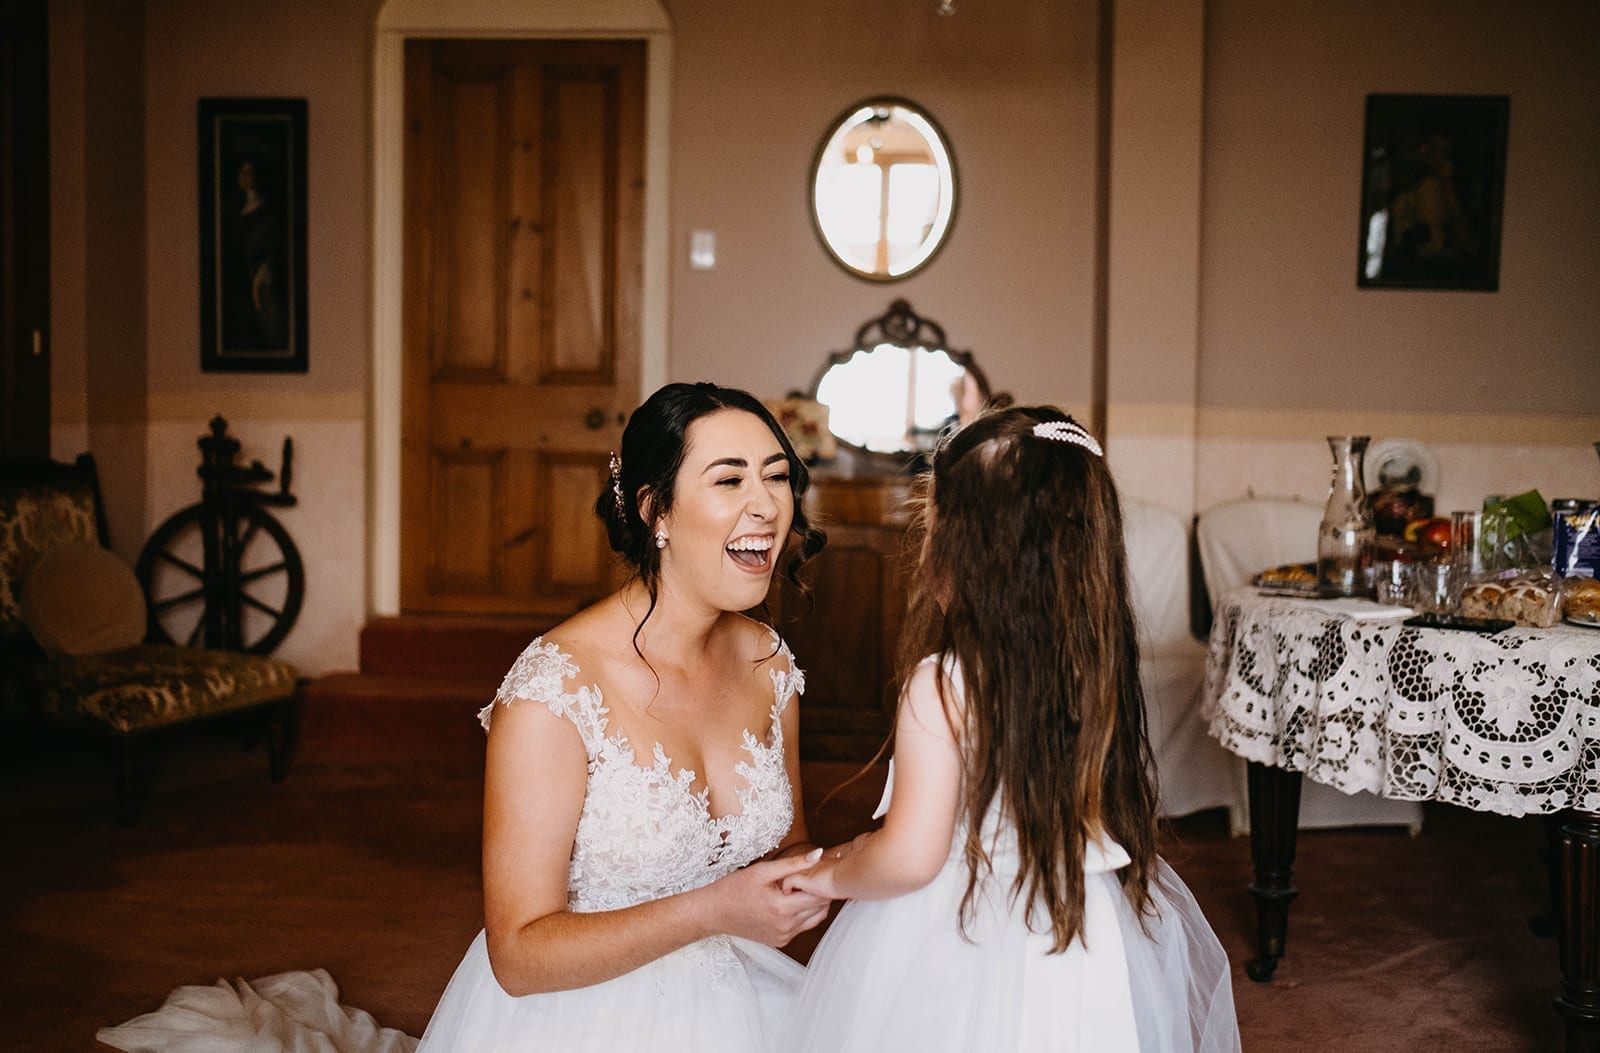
(781, 406, 1240, 1052)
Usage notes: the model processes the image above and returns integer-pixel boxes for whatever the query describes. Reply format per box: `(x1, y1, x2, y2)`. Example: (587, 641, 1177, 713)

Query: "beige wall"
(1193, 0, 1600, 515)
(1103, 0, 1204, 516)
(668, 0, 1099, 410)
(129, 0, 377, 671)
(45, 0, 1600, 674)
(1201, 0, 1600, 417)
(143, 0, 375, 400)
(50, 0, 151, 560)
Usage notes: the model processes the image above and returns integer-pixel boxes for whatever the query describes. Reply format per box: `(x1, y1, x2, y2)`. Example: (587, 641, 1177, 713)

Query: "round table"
(1203, 586, 1600, 1050)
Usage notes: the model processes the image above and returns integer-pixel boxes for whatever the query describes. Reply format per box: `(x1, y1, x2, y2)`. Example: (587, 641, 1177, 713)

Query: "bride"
(96, 382, 832, 1053)
(414, 382, 832, 1050)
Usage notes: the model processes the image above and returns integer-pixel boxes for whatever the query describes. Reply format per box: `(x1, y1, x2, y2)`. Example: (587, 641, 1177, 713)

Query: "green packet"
(1482, 490, 1552, 539)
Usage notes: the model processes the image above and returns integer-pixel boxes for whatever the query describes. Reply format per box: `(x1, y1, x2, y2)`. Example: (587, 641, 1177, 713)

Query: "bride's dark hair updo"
(594, 381, 827, 607)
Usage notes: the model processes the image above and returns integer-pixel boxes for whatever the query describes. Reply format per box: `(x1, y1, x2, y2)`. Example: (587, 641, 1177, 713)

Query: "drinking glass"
(1372, 559, 1413, 605)
(1450, 509, 1508, 583)
(1411, 562, 1456, 615)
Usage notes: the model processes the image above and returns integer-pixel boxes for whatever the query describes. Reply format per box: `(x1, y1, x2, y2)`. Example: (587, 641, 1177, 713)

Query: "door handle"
(583, 408, 606, 430)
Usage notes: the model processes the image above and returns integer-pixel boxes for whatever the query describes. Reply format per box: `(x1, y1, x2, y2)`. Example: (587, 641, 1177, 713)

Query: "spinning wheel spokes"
(155, 550, 206, 581)
(136, 502, 305, 655)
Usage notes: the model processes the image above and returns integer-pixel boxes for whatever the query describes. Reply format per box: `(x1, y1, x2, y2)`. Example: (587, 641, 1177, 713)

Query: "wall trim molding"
(1196, 406, 1600, 446)
(148, 390, 365, 422)
(1106, 401, 1600, 445)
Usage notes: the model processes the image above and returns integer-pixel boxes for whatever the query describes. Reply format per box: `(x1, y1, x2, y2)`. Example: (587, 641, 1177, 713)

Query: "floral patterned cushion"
(0, 480, 100, 637)
(34, 645, 298, 735)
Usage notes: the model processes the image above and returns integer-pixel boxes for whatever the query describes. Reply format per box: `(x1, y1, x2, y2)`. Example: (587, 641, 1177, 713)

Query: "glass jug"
(1318, 436, 1375, 597)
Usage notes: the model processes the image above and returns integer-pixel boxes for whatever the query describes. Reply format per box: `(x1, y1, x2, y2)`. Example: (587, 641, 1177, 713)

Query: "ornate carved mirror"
(809, 300, 989, 469)
(810, 97, 958, 281)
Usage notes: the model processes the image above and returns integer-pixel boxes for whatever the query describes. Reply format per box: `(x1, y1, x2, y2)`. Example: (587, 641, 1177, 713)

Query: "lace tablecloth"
(1204, 587, 1600, 817)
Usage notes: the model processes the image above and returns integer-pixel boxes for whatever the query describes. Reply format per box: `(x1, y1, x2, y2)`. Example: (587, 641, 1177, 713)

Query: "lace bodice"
(479, 632, 802, 912)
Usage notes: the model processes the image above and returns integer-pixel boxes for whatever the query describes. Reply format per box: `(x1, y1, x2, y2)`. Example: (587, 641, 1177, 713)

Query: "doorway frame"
(370, 0, 672, 616)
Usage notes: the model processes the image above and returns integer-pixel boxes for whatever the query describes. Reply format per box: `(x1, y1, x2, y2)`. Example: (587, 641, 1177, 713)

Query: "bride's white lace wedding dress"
(97, 633, 807, 1053)
(415, 633, 807, 1051)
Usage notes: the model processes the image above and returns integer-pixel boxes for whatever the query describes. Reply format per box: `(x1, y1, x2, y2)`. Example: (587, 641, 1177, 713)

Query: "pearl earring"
(655, 528, 667, 549)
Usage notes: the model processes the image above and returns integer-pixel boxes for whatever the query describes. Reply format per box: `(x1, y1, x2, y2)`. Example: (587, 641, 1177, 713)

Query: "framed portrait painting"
(1357, 93, 1509, 291)
(199, 97, 308, 371)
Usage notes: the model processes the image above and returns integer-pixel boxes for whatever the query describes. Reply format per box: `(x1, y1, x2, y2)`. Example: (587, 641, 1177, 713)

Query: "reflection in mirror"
(811, 98, 957, 281)
(817, 346, 970, 454)
(810, 300, 989, 463)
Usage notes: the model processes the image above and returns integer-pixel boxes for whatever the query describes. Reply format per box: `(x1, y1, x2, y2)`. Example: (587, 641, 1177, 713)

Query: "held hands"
(780, 831, 876, 900)
(707, 850, 833, 947)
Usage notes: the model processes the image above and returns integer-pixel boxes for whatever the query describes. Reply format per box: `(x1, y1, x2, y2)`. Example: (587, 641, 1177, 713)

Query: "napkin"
(1292, 597, 1415, 620)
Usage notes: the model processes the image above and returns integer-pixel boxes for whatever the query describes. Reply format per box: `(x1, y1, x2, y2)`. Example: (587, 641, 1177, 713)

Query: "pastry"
(1564, 577, 1600, 622)
(1503, 578, 1560, 628)
(1257, 562, 1316, 586)
(1459, 581, 1506, 620)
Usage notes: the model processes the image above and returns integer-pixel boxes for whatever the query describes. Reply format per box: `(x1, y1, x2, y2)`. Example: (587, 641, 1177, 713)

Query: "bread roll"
(1564, 577, 1600, 621)
(1504, 580, 1560, 628)
(1459, 582, 1505, 620)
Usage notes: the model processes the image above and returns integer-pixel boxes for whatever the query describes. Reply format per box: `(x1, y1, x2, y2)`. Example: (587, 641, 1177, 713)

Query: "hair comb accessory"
(1032, 420, 1103, 457)
(608, 452, 626, 518)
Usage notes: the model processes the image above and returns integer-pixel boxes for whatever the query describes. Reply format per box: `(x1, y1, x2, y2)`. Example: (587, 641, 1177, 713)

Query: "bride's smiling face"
(655, 409, 795, 613)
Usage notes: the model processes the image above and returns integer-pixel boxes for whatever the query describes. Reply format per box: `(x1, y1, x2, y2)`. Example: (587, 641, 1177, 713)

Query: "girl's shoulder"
(901, 653, 964, 739)
(912, 653, 964, 696)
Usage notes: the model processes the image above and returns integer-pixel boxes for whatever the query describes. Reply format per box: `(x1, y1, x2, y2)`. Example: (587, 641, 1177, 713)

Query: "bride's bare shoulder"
(538, 594, 637, 667)
(717, 612, 791, 671)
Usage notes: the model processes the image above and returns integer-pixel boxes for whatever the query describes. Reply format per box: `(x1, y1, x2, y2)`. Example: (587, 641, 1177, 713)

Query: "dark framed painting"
(199, 97, 308, 371)
(1357, 93, 1509, 291)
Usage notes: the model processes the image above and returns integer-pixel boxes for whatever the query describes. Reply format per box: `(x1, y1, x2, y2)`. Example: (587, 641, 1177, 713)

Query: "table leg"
(1245, 760, 1302, 982)
(1554, 809, 1600, 1052)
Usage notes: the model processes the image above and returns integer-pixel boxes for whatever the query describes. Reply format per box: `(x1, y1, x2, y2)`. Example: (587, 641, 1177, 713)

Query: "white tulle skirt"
(416, 929, 805, 1052)
(781, 846, 1240, 1053)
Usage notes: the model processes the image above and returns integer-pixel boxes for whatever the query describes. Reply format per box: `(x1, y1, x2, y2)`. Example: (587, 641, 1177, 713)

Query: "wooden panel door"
(401, 39, 643, 615)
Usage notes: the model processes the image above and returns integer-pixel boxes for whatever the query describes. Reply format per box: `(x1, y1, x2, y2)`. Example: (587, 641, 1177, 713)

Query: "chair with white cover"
(1195, 496, 1423, 834)
(1122, 499, 1235, 820)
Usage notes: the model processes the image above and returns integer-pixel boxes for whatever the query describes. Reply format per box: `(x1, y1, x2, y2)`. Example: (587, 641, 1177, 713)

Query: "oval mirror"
(810, 97, 957, 281)
(811, 300, 989, 460)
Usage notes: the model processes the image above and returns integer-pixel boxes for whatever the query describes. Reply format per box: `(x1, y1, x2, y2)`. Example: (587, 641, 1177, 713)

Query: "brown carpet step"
(359, 614, 562, 679)
(298, 672, 495, 762)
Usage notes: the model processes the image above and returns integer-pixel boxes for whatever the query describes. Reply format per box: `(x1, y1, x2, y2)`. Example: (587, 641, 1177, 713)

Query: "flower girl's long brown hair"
(898, 405, 1159, 952)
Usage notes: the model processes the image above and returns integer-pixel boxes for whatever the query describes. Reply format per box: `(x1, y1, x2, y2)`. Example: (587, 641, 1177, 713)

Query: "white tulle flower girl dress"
(782, 706, 1240, 1051)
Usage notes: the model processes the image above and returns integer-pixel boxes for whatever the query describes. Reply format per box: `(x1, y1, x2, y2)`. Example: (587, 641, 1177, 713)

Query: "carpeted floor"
(1, 678, 1564, 1051)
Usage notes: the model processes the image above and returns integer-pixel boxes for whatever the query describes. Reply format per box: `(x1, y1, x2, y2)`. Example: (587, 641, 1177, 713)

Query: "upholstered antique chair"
(0, 454, 301, 823)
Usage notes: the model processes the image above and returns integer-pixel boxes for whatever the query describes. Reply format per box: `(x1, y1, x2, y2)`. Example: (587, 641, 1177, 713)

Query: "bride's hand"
(697, 850, 832, 947)
(779, 829, 874, 895)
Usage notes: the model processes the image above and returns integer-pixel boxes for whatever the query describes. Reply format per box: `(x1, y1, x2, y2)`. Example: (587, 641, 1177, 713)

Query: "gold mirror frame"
(809, 97, 958, 282)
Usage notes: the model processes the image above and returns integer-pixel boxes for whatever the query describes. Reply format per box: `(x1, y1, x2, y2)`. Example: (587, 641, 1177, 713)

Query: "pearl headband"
(1032, 420, 1103, 458)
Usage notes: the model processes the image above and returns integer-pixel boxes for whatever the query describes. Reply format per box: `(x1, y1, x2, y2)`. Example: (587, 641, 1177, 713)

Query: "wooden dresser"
(777, 467, 916, 761)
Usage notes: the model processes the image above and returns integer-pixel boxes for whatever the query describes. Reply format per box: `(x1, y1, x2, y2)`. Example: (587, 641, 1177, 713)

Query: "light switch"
(689, 229, 716, 270)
